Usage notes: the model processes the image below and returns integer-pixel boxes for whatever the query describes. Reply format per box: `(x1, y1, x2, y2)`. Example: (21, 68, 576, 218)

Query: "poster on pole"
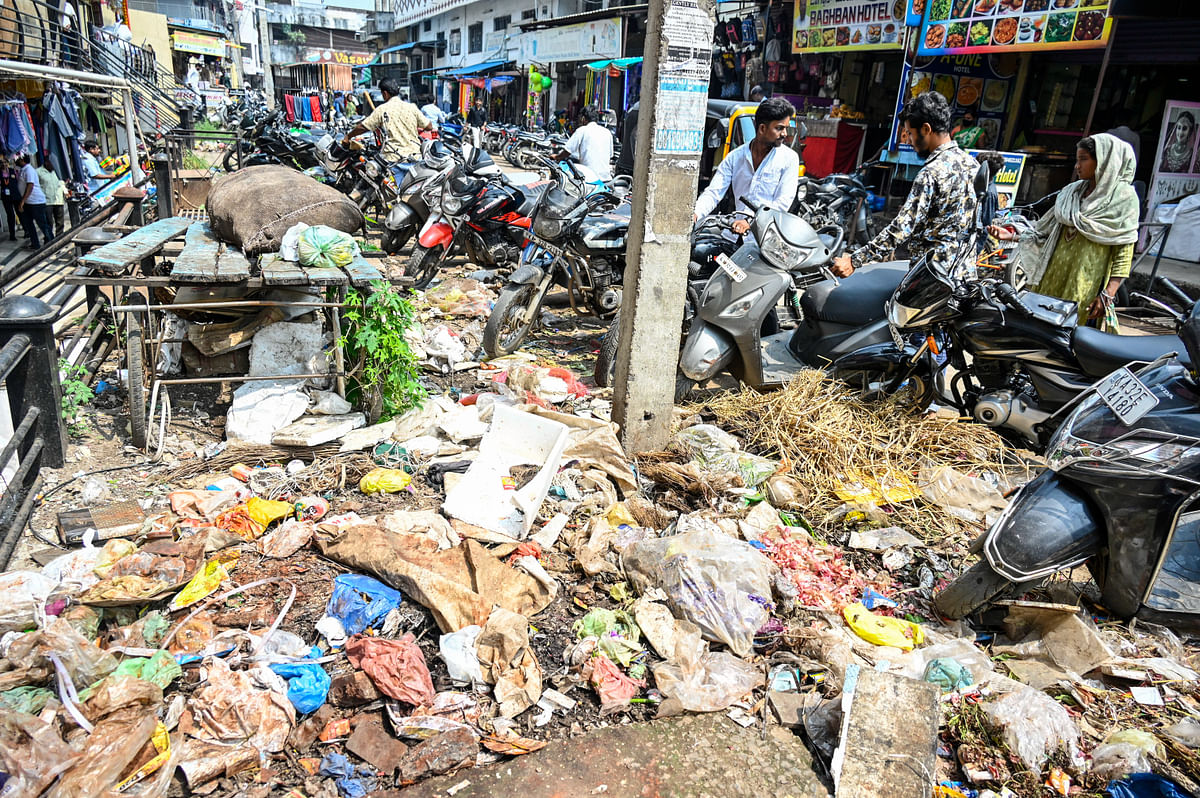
(1148, 100, 1200, 212)
(792, 0, 906, 54)
(653, 0, 713, 156)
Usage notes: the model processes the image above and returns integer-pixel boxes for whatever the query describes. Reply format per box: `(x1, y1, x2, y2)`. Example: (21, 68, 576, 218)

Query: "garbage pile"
(12, 345, 1200, 795)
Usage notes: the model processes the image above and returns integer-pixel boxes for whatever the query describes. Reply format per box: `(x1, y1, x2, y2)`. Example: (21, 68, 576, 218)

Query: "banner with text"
(918, 0, 1113, 57)
(792, 0, 906, 54)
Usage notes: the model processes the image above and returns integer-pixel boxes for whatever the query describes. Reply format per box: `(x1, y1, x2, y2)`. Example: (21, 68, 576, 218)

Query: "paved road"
(387, 713, 831, 798)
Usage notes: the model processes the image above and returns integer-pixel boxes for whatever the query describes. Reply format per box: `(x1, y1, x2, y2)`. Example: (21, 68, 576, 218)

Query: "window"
(468, 21, 482, 53)
(449, 28, 461, 55)
(423, 19, 431, 31)
(410, 24, 419, 38)
(493, 14, 509, 31)
(521, 8, 536, 19)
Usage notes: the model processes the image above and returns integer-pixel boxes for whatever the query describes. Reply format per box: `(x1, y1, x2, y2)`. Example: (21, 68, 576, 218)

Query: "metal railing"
(0, 295, 68, 569)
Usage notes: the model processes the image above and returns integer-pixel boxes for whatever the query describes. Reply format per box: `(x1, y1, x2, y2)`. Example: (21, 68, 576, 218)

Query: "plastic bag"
(439, 625, 485, 685)
(258, 519, 314, 559)
(0, 707, 80, 795)
(359, 467, 412, 494)
(324, 574, 404, 637)
(345, 633, 435, 708)
(41, 547, 106, 594)
(246, 497, 293, 529)
(105, 650, 182, 691)
(1163, 717, 1200, 749)
(269, 661, 331, 714)
(297, 224, 357, 269)
(170, 551, 239, 610)
(0, 571, 56, 632)
(280, 222, 309, 262)
(0, 685, 55, 715)
(981, 685, 1080, 773)
(310, 389, 352, 415)
(573, 608, 640, 642)
(673, 425, 778, 487)
(652, 649, 762, 712)
(1104, 773, 1192, 798)
(623, 526, 775, 658)
(843, 602, 924, 651)
(924, 658, 972, 692)
(580, 651, 645, 715)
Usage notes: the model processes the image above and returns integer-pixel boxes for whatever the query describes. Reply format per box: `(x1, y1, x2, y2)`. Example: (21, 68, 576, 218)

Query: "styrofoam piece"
(442, 404, 570, 538)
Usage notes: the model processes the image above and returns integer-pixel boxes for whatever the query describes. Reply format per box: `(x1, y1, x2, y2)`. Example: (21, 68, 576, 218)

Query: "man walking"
(562, 106, 614, 182)
(16, 154, 52, 249)
(466, 98, 487, 149)
(342, 79, 431, 162)
(37, 161, 66, 237)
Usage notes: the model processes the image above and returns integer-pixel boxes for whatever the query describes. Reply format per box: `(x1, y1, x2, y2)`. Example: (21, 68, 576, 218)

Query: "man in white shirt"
(15, 154, 52, 249)
(694, 97, 799, 235)
(563, 106, 614, 182)
(420, 95, 447, 131)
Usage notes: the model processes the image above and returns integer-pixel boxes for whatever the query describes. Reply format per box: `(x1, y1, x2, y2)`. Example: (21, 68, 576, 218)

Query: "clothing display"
(0, 97, 35, 157)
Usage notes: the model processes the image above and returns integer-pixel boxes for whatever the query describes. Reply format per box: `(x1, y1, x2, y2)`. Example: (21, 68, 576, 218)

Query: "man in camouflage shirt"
(832, 92, 979, 278)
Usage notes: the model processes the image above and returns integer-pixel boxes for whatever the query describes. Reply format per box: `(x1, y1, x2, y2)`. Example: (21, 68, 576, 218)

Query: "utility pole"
(611, 0, 714, 452)
(259, 5, 275, 108)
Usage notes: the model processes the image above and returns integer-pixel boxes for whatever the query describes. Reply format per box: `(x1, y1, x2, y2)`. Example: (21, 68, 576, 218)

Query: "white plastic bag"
(623, 524, 776, 657)
(0, 571, 56, 633)
(439, 625, 485, 685)
(982, 685, 1081, 773)
(280, 222, 309, 262)
(309, 390, 352, 415)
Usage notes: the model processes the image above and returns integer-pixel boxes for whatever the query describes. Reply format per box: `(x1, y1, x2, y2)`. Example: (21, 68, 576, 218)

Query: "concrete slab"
(391, 713, 830, 798)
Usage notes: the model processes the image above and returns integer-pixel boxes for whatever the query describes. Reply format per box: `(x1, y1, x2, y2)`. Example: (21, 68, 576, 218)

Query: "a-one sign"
(792, 0, 906, 54)
(917, 0, 1114, 56)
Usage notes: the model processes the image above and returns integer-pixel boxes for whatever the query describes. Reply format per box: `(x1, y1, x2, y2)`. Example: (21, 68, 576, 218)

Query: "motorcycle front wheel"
(404, 245, 445, 290)
(933, 560, 1020, 619)
(483, 281, 545, 358)
(834, 366, 935, 412)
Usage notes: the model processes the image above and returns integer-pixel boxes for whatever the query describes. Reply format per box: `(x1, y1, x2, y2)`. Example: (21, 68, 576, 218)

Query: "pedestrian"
(15, 154, 53, 249)
(0, 159, 21, 241)
(341, 78, 431, 162)
(749, 85, 765, 102)
(420, 94, 447, 131)
(466, 98, 487, 149)
(562, 105, 614, 182)
(37, 161, 66, 237)
(833, 91, 980, 278)
(80, 139, 114, 194)
(989, 133, 1139, 325)
(613, 102, 638, 177)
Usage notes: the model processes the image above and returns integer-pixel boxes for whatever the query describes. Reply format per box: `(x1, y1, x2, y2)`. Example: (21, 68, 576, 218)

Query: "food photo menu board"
(917, 0, 1114, 56)
(793, 0, 907, 54)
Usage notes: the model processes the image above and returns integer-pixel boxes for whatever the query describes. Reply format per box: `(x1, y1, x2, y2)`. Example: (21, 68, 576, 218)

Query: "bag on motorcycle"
(207, 166, 363, 256)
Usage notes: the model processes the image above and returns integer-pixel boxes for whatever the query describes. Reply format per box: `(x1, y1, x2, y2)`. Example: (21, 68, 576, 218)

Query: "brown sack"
(206, 166, 362, 255)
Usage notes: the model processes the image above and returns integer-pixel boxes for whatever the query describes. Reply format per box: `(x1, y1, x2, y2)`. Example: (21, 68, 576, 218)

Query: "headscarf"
(1021, 133, 1140, 286)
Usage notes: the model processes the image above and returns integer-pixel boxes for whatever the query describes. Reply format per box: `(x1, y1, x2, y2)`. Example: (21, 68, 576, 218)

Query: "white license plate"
(1096, 367, 1159, 426)
(715, 253, 746, 283)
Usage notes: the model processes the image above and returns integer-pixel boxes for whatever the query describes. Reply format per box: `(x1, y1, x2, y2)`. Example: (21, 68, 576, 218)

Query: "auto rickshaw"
(699, 100, 808, 195)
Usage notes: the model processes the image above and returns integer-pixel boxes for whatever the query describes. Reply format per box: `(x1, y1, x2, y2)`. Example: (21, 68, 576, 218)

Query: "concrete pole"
(259, 7, 276, 108)
(611, 0, 714, 452)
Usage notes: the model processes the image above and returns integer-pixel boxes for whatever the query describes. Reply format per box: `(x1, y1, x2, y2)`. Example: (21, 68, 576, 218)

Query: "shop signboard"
(968, 148, 1027, 209)
(792, 0, 906, 54)
(172, 31, 226, 57)
(906, 0, 926, 26)
(518, 18, 621, 65)
(1148, 99, 1200, 212)
(302, 48, 373, 66)
(887, 54, 1017, 151)
(917, 0, 1114, 56)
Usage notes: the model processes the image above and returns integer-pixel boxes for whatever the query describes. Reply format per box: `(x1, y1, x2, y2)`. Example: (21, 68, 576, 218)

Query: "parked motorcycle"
(482, 183, 628, 358)
(794, 160, 879, 246)
(378, 140, 459, 255)
(223, 109, 323, 172)
(935, 301, 1200, 631)
(829, 241, 1194, 445)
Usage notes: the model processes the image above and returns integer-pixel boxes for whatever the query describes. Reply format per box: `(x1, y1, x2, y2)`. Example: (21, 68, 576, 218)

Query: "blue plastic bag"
(326, 574, 404, 636)
(319, 752, 376, 798)
(1106, 774, 1192, 798)
(270, 661, 332, 714)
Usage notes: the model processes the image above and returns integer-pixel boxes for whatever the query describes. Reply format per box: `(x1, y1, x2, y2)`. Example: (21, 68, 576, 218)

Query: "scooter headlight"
(886, 298, 921, 330)
(442, 183, 468, 215)
(795, 183, 808, 202)
(718, 287, 764, 319)
(759, 223, 811, 269)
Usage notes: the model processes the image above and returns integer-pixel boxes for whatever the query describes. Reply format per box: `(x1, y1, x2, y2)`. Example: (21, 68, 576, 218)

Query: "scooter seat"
(1072, 326, 1191, 378)
(799, 262, 908, 326)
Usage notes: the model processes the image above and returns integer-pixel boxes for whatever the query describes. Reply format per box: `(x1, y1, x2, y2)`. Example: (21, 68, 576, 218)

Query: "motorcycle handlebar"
(994, 282, 1032, 318)
(1158, 278, 1193, 308)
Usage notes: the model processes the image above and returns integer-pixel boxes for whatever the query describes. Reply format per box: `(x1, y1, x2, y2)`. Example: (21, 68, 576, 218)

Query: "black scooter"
(936, 300, 1200, 631)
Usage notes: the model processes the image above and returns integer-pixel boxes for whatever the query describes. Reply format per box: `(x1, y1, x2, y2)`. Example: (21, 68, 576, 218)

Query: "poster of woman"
(1149, 100, 1200, 212)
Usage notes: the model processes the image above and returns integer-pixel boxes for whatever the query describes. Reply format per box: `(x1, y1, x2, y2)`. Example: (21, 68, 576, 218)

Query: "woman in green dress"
(990, 133, 1140, 324)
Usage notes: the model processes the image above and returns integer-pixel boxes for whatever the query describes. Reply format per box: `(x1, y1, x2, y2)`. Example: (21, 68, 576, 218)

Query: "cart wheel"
(125, 297, 148, 449)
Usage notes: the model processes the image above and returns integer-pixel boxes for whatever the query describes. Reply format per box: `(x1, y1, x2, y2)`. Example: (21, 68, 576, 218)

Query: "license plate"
(1096, 367, 1159, 426)
(715, 253, 746, 283)
(889, 323, 904, 351)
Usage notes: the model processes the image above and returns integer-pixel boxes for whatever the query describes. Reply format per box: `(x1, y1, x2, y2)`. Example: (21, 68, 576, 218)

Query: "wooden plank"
(171, 222, 251, 284)
(80, 216, 192, 274)
(298, 263, 349, 286)
(215, 247, 250, 282)
(66, 275, 267, 289)
(344, 253, 384, 287)
(834, 666, 940, 798)
(259, 254, 307, 286)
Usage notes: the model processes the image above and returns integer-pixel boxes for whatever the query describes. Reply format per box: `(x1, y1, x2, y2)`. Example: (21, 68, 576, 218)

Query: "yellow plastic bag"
(359, 468, 412, 494)
(605, 503, 637, 529)
(93, 539, 138, 578)
(115, 722, 171, 791)
(170, 551, 240, 610)
(843, 601, 924, 651)
(834, 468, 922, 506)
(246, 496, 293, 528)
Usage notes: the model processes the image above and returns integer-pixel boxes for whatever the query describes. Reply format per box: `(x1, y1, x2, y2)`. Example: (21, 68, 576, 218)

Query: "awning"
(379, 40, 439, 54)
(586, 56, 642, 71)
(519, 4, 647, 31)
(440, 59, 508, 77)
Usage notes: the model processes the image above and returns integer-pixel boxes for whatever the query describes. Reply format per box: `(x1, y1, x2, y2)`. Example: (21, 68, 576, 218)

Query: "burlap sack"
(206, 166, 362, 255)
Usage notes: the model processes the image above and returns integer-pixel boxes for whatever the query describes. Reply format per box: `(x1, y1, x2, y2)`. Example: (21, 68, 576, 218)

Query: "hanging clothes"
(308, 95, 322, 123)
(284, 94, 296, 122)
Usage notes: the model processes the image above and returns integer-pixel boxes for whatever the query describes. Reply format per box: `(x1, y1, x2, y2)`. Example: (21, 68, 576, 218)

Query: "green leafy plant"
(338, 281, 425, 421)
(58, 358, 92, 433)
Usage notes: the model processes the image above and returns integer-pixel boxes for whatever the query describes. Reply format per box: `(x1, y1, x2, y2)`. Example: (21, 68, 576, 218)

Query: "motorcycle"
(223, 109, 322, 172)
(829, 241, 1194, 446)
(794, 159, 879, 246)
(406, 145, 547, 289)
(482, 181, 628, 358)
(935, 303, 1200, 631)
(379, 140, 459, 256)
